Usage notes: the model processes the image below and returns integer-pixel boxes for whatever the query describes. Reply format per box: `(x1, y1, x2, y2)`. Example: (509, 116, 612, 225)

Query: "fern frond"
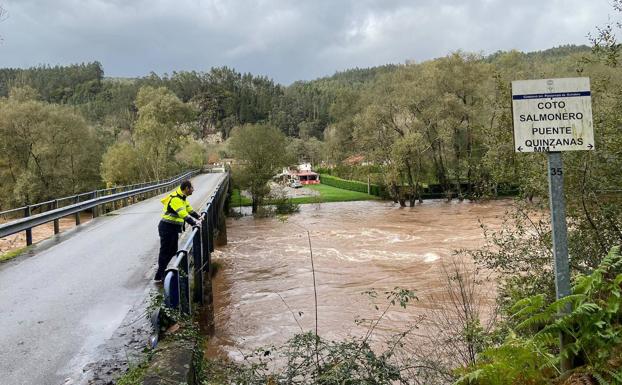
(548, 294, 585, 312)
(454, 368, 483, 384)
(573, 302, 602, 315)
(516, 312, 554, 331)
(511, 294, 546, 319)
(531, 330, 558, 347)
(593, 371, 610, 385)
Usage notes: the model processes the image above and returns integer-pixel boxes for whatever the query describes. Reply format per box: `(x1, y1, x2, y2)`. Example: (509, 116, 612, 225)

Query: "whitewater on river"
(206, 199, 512, 359)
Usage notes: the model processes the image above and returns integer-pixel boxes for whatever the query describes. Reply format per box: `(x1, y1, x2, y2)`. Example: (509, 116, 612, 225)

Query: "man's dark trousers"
(155, 221, 182, 280)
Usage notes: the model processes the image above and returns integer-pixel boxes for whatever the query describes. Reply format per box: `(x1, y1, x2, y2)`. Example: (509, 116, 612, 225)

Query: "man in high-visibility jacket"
(154, 180, 202, 282)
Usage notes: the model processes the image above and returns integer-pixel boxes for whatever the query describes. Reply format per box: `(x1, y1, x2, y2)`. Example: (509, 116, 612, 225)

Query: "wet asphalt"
(0, 173, 226, 385)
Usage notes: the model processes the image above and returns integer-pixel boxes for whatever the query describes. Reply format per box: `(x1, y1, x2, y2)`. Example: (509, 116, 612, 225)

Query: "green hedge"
(320, 174, 383, 196)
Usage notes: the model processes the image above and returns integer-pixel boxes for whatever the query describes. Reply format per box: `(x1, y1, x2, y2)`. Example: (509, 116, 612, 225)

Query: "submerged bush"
(202, 288, 421, 385)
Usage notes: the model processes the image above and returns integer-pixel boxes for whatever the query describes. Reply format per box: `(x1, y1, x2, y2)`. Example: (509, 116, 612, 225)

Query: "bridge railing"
(0, 170, 201, 246)
(0, 171, 202, 219)
(163, 172, 229, 316)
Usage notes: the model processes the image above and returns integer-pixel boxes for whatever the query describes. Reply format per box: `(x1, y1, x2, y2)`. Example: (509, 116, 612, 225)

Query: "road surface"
(0, 172, 226, 385)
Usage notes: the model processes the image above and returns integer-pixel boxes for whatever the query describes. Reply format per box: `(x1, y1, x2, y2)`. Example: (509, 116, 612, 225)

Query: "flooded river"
(207, 199, 512, 359)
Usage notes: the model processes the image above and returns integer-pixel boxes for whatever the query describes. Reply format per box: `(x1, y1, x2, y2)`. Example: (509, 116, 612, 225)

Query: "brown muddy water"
(207, 199, 513, 360)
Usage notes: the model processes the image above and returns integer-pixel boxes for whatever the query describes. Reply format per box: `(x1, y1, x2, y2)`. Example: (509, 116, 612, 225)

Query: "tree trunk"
(252, 197, 258, 213)
(416, 158, 423, 204)
(405, 160, 416, 207)
(453, 126, 462, 202)
(390, 183, 399, 203)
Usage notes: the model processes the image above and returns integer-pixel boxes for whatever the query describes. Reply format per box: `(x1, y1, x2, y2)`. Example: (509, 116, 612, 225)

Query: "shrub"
(457, 246, 622, 385)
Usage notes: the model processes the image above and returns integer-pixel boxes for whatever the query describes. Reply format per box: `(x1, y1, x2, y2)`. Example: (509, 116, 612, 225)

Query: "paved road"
(0, 173, 226, 385)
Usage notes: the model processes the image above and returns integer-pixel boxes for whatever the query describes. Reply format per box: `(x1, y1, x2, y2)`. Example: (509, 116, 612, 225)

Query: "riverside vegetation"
(1, 2, 622, 383)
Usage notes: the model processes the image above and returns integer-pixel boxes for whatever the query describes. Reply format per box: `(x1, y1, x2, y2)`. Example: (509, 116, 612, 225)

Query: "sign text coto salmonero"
(511, 78, 594, 153)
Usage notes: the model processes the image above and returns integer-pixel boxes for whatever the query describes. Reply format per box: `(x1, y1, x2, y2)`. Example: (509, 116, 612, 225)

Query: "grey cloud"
(0, 0, 615, 84)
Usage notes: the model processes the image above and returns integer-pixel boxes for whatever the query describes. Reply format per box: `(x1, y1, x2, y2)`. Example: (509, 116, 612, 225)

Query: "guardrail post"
(112, 188, 117, 211)
(126, 186, 132, 206)
(125, 186, 131, 207)
(74, 196, 81, 226)
(25, 206, 33, 246)
(180, 251, 191, 315)
(164, 269, 180, 310)
(102, 190, 108, 214)
(53, 200, 60, 234)
(92, 191, 99, 218)
(193, 226, 204, 304)
(118, 187, 124, 208)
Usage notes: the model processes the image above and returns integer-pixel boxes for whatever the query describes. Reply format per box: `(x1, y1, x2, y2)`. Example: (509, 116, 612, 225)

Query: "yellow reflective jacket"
(160, 187, 196, 226)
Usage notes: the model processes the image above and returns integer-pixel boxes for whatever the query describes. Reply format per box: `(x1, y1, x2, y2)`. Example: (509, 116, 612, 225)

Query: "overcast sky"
(0, 0, 616, 84)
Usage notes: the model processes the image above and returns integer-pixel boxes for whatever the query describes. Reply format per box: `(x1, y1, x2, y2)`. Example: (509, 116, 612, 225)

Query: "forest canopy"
(1, 43, 618, 212)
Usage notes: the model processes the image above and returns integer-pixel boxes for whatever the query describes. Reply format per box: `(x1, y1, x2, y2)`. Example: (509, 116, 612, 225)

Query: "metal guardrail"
(163, 173, 230, 316)
(0, 170, 200, 246)
(0, 171, 200, 218)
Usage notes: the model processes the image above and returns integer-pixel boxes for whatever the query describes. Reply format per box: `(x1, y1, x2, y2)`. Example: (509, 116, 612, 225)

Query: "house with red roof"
(280, 163, 320, 185)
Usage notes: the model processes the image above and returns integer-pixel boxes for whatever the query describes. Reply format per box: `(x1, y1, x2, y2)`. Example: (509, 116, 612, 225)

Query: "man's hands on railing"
(192, 214, 206, 228)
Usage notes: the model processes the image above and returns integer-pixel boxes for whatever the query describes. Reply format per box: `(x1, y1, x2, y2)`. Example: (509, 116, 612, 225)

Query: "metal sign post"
(547, 152, 571, 300)
(512, 77, 594, 372)
(547, 151, 573, 371)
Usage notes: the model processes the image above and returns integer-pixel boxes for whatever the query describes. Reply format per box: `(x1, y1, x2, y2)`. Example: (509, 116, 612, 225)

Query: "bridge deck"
(0, 172, 226, 385)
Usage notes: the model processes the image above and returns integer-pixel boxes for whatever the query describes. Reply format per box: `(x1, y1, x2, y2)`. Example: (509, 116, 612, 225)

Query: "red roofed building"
(297, 170, 320, 185)
(280, 163, 320, 185)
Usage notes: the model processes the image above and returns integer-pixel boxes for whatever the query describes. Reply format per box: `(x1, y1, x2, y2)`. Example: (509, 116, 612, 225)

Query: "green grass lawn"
(231, 188, 253, 206)
(231, 184, 378, 207)
(290, 184, 378, 204)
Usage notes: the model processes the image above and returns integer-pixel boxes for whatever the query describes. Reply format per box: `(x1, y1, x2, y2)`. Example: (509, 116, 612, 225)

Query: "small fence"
(0, 170, 200, 247)
(163, 173, 229, 315)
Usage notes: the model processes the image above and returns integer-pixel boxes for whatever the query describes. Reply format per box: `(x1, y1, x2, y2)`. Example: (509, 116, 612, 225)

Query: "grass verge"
(0, 246, 32, 263)
(116, 362, 148, 385)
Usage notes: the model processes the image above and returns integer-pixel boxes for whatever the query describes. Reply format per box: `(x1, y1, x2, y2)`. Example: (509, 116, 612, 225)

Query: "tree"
(286, 137, 325, 166)
(228, 124, 287, 213)
(587, 0, 622, 66)
(175, 137, 207, 169)
(100, 142, 142, 186)
(133, 86, 196, 180)
(324, 88, 361, 163)
(0, 87, 103, 208)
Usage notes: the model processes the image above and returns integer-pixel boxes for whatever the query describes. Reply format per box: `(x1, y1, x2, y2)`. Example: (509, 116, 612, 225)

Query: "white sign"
(512, 77, 594, 153)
